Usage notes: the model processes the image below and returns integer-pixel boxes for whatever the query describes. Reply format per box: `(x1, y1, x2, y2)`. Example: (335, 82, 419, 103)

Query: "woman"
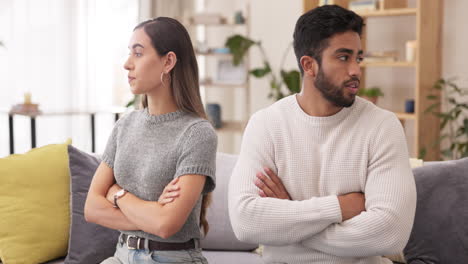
(84, 17, 217, 264)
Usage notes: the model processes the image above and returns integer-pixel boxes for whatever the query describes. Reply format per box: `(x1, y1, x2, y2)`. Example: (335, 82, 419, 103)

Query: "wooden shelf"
(356, 8, 417, 17)
(215, 120, 246, 132)
(395, 112, 416, 120)
(361, 61, 416, 67)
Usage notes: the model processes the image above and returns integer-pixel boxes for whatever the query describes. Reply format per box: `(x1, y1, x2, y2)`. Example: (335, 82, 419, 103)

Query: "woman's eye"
(135, 53, 142, 57)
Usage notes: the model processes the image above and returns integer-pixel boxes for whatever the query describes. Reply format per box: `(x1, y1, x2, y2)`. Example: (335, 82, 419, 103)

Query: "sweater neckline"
(142, 108, 186, 124)
(290, 94, 355, 125)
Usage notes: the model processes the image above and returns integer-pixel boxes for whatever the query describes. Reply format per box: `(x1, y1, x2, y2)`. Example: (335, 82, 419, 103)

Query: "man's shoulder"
(354, 97, 398, 124)
(353, 97, 402, 136)
(249, 95, 295, 123)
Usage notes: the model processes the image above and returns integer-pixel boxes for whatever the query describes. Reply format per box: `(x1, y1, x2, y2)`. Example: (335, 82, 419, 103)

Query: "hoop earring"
(160, 72, 171, 87)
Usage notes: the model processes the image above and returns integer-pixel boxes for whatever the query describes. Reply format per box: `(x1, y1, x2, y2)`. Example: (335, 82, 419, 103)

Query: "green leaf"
(456, 103, 468, 110)
(440, 118, 449, 129)
(464, 119, 468, 136)
(225, 34, 256, 66)
(125, 98, 135, 108)
(424, 103, 440, 114)
(358, 87, 384, 97)
(434, 112, 449, 119)
(249, 63, 271, 78)
(441, 149, 453, 158)
(433, 79, 444, 90)
(418, 147, 427, 159)
(281, 70, 301, 94)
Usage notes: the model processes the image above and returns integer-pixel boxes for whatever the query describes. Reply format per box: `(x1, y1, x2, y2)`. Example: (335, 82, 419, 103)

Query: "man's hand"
(105, 183, 122, 204)
(158, 177, 180, 205)
(255, 167, 291, 200)
(337, 192, 366, 221)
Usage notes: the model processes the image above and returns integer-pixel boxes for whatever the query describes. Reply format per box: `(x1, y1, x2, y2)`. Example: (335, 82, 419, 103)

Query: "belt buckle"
(126, 235, 141, 250)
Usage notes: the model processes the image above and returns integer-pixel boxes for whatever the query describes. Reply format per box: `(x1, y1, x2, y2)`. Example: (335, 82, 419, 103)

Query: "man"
(228, 5, 416, 264)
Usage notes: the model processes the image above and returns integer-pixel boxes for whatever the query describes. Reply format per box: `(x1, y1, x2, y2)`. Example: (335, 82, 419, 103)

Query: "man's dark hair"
(293, 5, 364, 75)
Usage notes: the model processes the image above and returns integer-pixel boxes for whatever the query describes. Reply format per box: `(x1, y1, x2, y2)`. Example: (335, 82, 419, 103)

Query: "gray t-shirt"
(102, 108, 217, 243)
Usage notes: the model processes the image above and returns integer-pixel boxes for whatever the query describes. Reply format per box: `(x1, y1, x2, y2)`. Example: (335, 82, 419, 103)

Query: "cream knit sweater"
(228, 95, 416, 264)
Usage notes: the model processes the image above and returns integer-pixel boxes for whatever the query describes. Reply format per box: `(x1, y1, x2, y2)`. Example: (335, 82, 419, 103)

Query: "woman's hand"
(158, 177, 180, 205)
(106, 183, 122, 204)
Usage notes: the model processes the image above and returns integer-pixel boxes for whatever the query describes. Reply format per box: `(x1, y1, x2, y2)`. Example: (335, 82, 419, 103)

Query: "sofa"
(0, 143, 261, 264)
(1, 141, 467, 264)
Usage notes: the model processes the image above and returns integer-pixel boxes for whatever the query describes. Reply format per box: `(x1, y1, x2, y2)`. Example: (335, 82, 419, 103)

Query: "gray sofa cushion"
(404, 158, 468, 263)
(201, 153, 258, 251)
(65, 145, 120, 264)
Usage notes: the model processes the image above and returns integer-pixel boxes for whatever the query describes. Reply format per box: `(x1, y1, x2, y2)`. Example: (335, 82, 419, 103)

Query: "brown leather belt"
(120, 234, 196, 251)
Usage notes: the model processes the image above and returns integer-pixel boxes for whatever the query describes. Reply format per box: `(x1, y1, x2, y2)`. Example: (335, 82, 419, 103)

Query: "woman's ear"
(163, 51, 177, 73)
(300, 55, 319, 78)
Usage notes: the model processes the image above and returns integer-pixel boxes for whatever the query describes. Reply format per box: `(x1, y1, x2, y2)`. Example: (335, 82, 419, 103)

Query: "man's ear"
(163, 51, 177, 73)
(300, 55, 319, 78)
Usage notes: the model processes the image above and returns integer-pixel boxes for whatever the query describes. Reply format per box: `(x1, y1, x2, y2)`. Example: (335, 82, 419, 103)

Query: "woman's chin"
(130, 87, 144, 95)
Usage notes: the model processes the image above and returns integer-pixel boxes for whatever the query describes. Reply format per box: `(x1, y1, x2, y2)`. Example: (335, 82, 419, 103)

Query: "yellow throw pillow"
(0, 140, 71, 264)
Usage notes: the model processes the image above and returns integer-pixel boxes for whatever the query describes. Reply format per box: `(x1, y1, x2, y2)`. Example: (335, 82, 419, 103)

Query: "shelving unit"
(184, 1, 251, 153)
(303, 0, 443, 160)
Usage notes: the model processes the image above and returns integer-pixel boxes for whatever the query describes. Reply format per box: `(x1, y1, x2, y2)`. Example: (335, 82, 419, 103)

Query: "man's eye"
(339, 56, 348, 61)
(135, 53, 142, 57)
(357, 57, 364, 63)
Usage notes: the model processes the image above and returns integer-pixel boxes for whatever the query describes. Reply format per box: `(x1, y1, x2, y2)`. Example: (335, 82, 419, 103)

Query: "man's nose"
(349, 61, 362, 78)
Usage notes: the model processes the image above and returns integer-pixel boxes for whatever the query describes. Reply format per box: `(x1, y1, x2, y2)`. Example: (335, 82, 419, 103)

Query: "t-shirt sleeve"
(101, 121, 120, 169)
(175, 121, 218, 194)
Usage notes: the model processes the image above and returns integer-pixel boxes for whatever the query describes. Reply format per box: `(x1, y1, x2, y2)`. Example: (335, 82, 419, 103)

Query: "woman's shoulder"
(183, 116, 216, 135)
(116, 109, 141, 123)
(179, 115, 217, 143)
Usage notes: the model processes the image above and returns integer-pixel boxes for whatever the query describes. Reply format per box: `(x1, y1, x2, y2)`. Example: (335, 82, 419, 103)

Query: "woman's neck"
(145, 89, 179, 116)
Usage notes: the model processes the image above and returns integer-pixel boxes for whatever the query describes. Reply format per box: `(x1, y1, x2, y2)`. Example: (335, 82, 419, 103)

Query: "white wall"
(249, 0, 303, 114)
(442, 0, 468, 86)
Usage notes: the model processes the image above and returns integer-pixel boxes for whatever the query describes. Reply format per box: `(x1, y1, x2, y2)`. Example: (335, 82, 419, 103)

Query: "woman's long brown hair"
(135, 17, 212, 235)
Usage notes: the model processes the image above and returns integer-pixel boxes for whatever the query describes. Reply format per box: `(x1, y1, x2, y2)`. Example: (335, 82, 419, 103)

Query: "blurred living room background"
(1, 0, 467, 160)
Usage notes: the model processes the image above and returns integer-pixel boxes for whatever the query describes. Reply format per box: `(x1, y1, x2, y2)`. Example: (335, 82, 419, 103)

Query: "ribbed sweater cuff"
(101, 154, 114, 169)
(319, 195, 342, 223)
(175, 165, 215, 178)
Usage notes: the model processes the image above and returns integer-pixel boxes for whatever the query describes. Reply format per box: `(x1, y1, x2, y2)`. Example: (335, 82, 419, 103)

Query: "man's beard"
(314, 68, 358, 108)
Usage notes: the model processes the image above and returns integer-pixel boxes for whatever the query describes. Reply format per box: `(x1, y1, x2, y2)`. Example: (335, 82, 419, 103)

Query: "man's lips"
(128, 77, 135, 83)
(344, 80, 360, 94)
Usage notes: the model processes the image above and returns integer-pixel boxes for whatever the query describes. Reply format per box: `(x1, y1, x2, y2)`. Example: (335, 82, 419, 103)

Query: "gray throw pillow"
(65, 145, 119, 264)
(200, 152, 258, 251)
(404, 158, 468, 264)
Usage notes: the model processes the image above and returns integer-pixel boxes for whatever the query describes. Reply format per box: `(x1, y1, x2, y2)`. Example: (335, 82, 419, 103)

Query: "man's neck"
(297, 81, 343, 117)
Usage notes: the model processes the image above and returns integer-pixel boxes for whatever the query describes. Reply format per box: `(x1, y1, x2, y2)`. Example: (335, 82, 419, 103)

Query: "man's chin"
(332, 96, 355, 108)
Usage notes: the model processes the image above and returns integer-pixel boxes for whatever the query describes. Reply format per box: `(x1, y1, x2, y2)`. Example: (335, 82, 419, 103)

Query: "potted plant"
(357, 87, 384, 104)
(420, 78, 468, 160)
(225, 34, 300, 101)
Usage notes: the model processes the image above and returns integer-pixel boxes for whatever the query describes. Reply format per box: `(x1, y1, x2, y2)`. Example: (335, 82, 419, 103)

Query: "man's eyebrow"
(334, 48, 364, 56)
(334, 48, 354, 54)
(128, 43, 144, 49)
